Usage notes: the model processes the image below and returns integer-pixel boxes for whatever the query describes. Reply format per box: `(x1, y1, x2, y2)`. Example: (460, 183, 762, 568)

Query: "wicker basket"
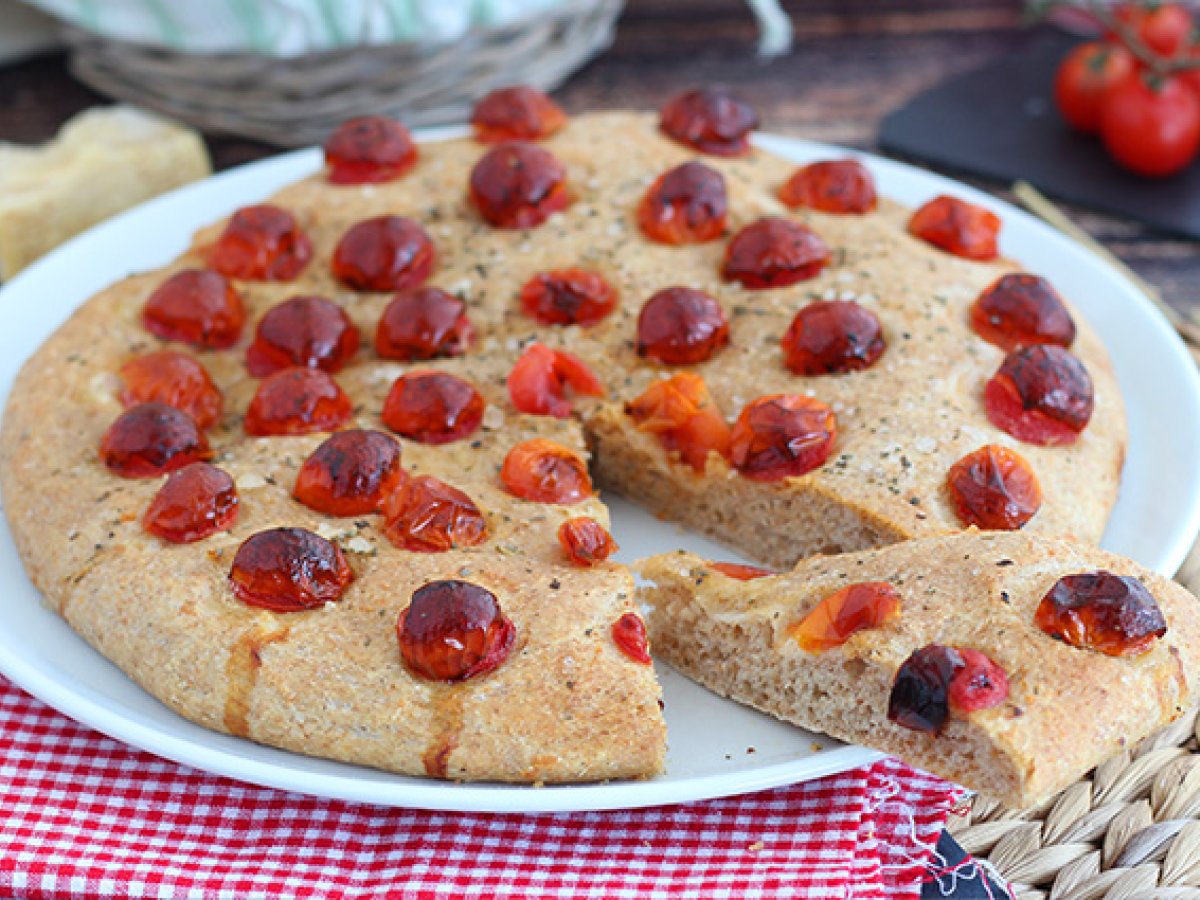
(59, 0, 623, 147)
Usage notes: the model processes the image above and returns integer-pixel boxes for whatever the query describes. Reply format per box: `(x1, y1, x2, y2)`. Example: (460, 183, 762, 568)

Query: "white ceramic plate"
(0, 129, 1197, 813)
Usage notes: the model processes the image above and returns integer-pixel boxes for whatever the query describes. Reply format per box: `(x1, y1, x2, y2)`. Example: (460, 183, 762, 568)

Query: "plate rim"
(0, 126, 1195, 813)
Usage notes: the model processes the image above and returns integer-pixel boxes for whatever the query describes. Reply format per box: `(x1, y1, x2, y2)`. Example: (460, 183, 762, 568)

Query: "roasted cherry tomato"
(908, 196, 1000, 261)
(382, 474, 488, 552)
(500, 438, 592, 504)
(323, 116, 417, 184)
(659, 87, 758, 157)
(332, 216, 435, 292)
(626, 372, 731, 473)
(119, 351, 223, 428)
(143, 462, 239, 543)
(293, 429, 404, 517)
(376, 287, 472, 360)
(397, 580, 515, 682)
(469, 142, 569, 229)
(558, 517, 618, 567)
(507, 343, 604, 418)
(143, 269, 244, 350)
(229, 528, 353, 612)
(729, 394, 836, 482)
(243, 368, 353, 436)
(382, 370, 484, 444)
(471, 86, 566, 143)
(519, 269, 617, 327)
(722, 218, 830, 289)
(101, 403, 210, 478)
(778, 159, 877, 214)
(245, 295, 360, 376)
(207, 205, 311, 282)
(636, 287, 729, 365)
(637, 162, 728, 244)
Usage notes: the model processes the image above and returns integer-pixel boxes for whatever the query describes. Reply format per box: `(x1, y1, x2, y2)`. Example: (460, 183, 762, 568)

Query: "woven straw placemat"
(950, 548, 1200, 899)
(949, 410, 1200, 899)
(947, 186, 1200, 899)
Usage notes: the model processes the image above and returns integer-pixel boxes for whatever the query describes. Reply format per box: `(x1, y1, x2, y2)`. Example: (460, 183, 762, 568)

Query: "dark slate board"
(879, 27, 1200, 239)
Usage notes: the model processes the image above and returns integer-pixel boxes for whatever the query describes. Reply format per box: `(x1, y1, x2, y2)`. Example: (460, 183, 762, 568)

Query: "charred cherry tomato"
(947, 445, 1042, 531)
(908, 196, 1000, 261)
(637, 287, 730, 365)
(207, 204, 312, 281)
(1054, 42, 1137, 134)
(143, 462, 239, 543)
(711, 561, 773, 580)
(637, 161, 728, 244)
(722, 218, 831, 289)
(323, 116, 417, 184)
(659, 87, 758, 157)
(519, 268, 617, 327)
(508, 343, 604, 418)
(382, 474, 488, 552)
(469, 142, 569, 229)
(500, 438, 592, 504)
(970, 273, 1076, 351)
(778, 159, 877, 214)
(293, 429, 404, 517)
(626, 372, 731, 472)
(730, 394, 836, 482)
(382, 370, 485, 444)
(558, 517, 618, 567)
(245, 295, 360, 376)
(788, 582, 902, 655)
(780, 300, 885, 376)
(229, 527, 353, 612)
(243, 367, 353, 436)
(100, 402, 210, 478)
(888, 644, 1008, 734)
(611, 612, 652, 664)
(397, 580, 515, 682)
(119, 350, 223, 429)
(1035, 571, 1168, 657)
(375, 287, 473, 360)
(143, 269, 245, 350)
(332, 216, 435, 292)
(984, 345, 1094, 446)
(470, 86, 567, 143)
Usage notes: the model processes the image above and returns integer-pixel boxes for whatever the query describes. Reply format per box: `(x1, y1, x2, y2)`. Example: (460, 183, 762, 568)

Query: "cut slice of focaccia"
(638, 531, 1200, 807)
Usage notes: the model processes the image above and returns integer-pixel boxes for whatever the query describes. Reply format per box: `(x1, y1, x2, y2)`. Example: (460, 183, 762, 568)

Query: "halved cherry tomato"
(507, 343, 604, 418)
(626, 373, 731, 473)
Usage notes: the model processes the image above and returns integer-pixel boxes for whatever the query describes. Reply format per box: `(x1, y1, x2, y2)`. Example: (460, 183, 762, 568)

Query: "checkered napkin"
(0, 676, 963, 899)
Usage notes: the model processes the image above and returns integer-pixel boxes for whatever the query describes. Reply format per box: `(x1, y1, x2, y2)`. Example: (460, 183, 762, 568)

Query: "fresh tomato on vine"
(1100, 71, 1200, 176)
(1111, 2, 1194, 57)
(1054, 40, 1137, 132)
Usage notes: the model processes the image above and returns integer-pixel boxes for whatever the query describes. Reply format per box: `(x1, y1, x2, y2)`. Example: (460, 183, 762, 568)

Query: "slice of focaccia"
(638, 531, 1200, 807)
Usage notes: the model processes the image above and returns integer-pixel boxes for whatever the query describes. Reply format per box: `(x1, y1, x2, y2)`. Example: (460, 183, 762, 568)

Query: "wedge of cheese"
(0, 106, 211, 279)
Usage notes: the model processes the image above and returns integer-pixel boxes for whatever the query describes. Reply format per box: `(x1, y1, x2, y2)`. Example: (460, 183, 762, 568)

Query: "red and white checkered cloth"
(0, 675, 962, 899)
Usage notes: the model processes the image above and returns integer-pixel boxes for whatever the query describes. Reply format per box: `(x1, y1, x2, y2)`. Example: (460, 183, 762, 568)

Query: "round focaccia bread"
(245, 110, 1121, 569)
(0, 272, 665, 783)
(0, 100, 1123, 783)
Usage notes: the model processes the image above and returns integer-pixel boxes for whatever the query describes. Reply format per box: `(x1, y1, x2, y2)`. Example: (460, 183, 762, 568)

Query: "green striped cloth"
(20, 0, 579, 55)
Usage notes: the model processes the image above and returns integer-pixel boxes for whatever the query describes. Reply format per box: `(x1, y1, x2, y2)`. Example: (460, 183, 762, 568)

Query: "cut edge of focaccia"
(637, 531, 1200, 807)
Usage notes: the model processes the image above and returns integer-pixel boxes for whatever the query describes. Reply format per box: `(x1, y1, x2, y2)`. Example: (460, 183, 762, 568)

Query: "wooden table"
(0, 0, 1194, 314)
